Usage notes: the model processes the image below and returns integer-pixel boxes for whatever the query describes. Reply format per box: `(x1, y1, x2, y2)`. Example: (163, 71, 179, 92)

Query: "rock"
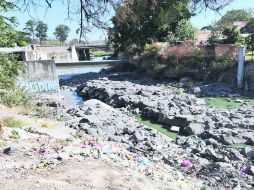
(3, 144, 22, 155)
(179, 77, 192, 83)
(250, 166, 254, 176)
(182, 123, 204, 135)
(224, 149, 244, 161)
(132, 130, 146, 142)
(235, 99, 244, 104)
(241, 147, 254, 159)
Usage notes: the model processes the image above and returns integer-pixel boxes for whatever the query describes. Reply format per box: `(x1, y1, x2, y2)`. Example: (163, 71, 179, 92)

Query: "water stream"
(57, 64, 110, 106)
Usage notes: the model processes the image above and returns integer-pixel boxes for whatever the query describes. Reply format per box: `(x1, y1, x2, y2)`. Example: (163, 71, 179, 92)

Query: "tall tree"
(35, 21, 48, 45)
(23, 20, 36, 40)
(217, 9, 253, 29)
(54, 24, 70, 44)
(108, 0, 192, 53)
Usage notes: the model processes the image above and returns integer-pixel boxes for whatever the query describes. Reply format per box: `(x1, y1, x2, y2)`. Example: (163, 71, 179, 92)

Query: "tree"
(242, 18, 254, 33)
(108, 0, 192, 53)
(14, 0, 233, 39)
(217, 9, 253, 29)
(0, 1, 25, 89)
(222, 26, 241, 44)
(35, 21, 48, 45)
(174, 19, 198, 41)
(23, 20, 36, 40)
(54, 25, 70, 44)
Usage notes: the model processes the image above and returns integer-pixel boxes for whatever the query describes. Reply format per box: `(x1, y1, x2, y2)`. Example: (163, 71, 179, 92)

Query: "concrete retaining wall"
(18, 60, 59, 93)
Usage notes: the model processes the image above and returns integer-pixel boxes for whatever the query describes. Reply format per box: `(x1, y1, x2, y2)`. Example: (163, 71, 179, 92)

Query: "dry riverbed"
(0, 103, 201, 190)
(1, 71, 254, 190)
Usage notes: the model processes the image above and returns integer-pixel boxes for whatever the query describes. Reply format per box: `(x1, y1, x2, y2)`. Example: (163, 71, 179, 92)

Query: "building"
(197, 30, 212, 45)
(233, 21, 247, 30)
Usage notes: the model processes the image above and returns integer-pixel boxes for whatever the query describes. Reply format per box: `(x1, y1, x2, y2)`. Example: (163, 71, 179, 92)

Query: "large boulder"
(182, 123, 204, 136)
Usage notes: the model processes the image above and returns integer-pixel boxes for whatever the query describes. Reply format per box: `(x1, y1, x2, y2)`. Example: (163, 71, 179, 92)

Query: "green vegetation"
(91, 50, 112, 57)
(217, 9, 253, 29)
(108, 0, 192, 53)
(1, 86, 32, 109)
(23, 19, 36, 41)
(246, 52, 254, 61)
(10, 129, 20, 139)
(0, 53, 25, 89)
(54, 24, 70, 44)
(205, 97, 254, 109)
(228, 144, 254, 149)
(1, 117, 24, 128)
(35, 21, 48, 45)
(136, 116, 178, 139)
(34, 106, 54, 118)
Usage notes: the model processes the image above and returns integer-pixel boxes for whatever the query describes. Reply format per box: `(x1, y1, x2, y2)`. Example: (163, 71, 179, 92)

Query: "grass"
(228, 144, 254, 149)
(90, 50, 112, 57)
(1, 117, 24, 128)
(205, 97, 254, 109)
(205, 98, 242, 109)
(136, 116, 178, 139)
(245, 52, 254, 61)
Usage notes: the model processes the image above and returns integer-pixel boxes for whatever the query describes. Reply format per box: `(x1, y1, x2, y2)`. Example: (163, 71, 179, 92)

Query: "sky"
(3, 0, 254, 42)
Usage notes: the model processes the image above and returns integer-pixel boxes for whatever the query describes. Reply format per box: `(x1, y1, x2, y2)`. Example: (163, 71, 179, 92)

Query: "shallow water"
(57, 64, 109, 106)
(57, 65, 110, 80)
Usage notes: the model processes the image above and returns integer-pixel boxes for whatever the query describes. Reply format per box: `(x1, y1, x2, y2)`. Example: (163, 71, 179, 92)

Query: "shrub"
(18, 40, 28, 47)
(144, 43, 163, 56)
(1, 117, 23, 128)
(34, 106, 54, 118)
(1, 86, 32, 108)
(0, 52, 25, 89)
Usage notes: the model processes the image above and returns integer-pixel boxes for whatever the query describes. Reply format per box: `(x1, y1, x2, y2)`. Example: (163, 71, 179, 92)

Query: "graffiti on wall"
(19, 79, 60, 93)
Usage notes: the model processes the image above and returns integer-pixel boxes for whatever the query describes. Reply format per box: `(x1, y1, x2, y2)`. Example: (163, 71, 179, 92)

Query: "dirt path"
(0, 158, 171, 190)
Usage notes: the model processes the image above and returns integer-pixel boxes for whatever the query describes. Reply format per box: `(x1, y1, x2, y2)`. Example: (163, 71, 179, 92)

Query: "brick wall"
(198, 44, 239, 59)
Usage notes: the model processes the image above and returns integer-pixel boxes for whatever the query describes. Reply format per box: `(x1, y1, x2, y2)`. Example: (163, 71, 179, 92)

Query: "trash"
(181, 160, 193, 168)
(95, 143, 104, 150)
(38, 147, 51, 154)
(241, 166, 250, 174)
(139, 157, 149, 165)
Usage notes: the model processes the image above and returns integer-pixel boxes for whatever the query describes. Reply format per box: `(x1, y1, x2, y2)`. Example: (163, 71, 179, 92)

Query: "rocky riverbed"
(60, 71, 254, 189)
(1, 70, 254, 189)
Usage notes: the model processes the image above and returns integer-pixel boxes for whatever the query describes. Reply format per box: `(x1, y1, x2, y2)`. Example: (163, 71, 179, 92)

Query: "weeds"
(1, 117, 24, 128)
(1, 86, 32, 109)
(34, 106, 54, 118)
(9, 129, 20, 139)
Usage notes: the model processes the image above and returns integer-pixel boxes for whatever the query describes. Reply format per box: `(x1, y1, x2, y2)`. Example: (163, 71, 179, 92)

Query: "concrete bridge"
(0, 44, 109, 63)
